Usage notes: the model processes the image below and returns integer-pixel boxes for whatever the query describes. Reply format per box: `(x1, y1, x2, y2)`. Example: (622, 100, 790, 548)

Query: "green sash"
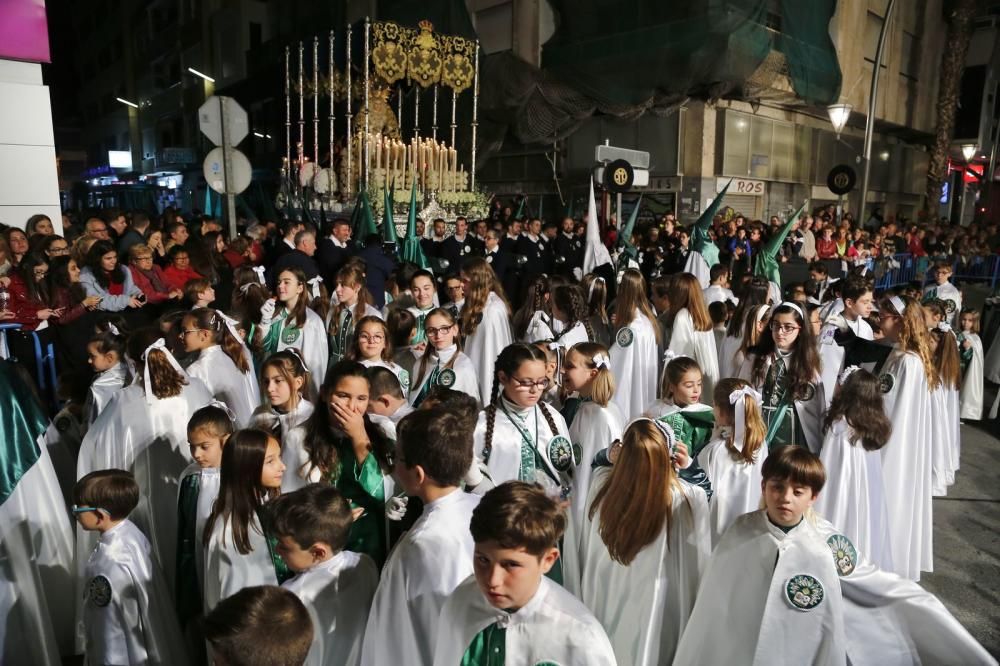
(461, 622, 506, 666)
(330, 309, 353, 364)
(175, 473, 202, 625)
(500, 404, 557, 486)
(762, 356, 795, 450)
(256, 506, 294, 584)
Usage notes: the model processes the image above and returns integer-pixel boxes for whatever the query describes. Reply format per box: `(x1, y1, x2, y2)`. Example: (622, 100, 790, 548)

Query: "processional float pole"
(363, 17, 371, 189)
(471, 40, 480, 191)
(345, 23, 353, 198)
(329, 30, 335, 172)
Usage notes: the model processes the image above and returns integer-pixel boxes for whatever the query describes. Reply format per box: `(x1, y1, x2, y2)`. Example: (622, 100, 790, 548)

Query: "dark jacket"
(356, 245, 396, 308)
(270, 250, 320, 286)
(316, 238, 354, 284)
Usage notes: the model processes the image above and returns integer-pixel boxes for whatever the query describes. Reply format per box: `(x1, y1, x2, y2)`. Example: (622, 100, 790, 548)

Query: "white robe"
(85, 362, 128, 425)
(432, 576, 617, 666)
(274, 307, 329, 396)
(673, 510, 846, 666)
(960, 332, 983, 419)
(464, 292, 513, 405)
(203, 512, 279, 612)
(667, 308, 720, 399)
(718, 331, 745, 380)
(76, 378, 212, 609)
(407, 345, 480, 407)
(284, 551, 378, 666)
(737, 354, 826, 453)
(563, 469, 710, 666)
(0, 443, 75, 664)
(82, 520, 187, 665)
(362, 490, 481, 666)
(814, 419, 893, 571)
(703, 284, 737, 306)
(568, 401, 624, 532)
(684, 251, 711, 289)
(698, 435, 767, 547)
(186, 344, 261, 427)
(929, 386, 957, 497)
(473, 401, 571, 495)
(556, 320, 590, 349)
(879, 348, 934, 581)
(923, 281, 962, 324)
(610, 309, 659, 420)
(810, 517, 997, 666)
(177, 463, 221, 590)
(818, 316, 873, 407)
(524, 309, 556, 343)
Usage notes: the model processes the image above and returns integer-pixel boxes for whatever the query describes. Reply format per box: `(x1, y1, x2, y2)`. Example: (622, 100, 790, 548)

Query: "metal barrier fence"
(871, 253, 1000, 291)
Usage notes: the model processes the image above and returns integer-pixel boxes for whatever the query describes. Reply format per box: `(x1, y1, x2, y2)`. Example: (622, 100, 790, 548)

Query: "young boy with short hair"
(202, 585, 314, 666)
(819, 276, 876, 404)
(433, 481, 616, 666)
(366, 365, 414, 430)
(673, 446, 846, 665)
(75, 469, 188, 665)
(923, 261, 962, 324)
(362, 409, 481, 665)
(271, 484, 378, 666)
(703, 264, 736, 306)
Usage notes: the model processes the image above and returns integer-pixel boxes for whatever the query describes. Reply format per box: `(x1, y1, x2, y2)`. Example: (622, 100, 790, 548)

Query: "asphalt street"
(920, 417, 1000, 658)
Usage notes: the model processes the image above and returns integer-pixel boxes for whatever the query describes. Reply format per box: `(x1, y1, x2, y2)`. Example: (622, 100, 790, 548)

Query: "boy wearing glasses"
(74, 469, 186, 664)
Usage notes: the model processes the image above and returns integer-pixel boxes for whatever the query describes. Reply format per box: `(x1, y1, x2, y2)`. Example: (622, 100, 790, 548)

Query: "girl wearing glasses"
(328, 263, 380, 365)
(181, 308, 260, 428)
(869, 294, 935, 581)
(77, 326, 213, 591)
(409, 308, 479, 407)
(474, 343, 573, 504)
(260, 268, 328, 397)
(609, 269, 661, 420)
(460, 257, 514, 405)
(738, 302, 825, 453)
(349, 315, 412, 398)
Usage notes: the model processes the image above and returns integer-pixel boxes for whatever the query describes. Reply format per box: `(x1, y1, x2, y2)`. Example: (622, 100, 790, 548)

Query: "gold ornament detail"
(371, 20, 473, 92)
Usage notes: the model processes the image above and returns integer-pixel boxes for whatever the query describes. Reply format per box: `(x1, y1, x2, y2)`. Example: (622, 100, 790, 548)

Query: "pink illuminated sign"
(0, 0, 51, 64)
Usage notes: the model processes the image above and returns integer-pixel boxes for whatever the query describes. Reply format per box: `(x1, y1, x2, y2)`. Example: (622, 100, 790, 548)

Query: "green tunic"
(958, 333, 973, 373)
(761, 354, 801, 450)
(329, 450, 388, 567)
(461, 622, 506, 666)
(261, 309, 302, 356)
(256, 506, 294, 584)
(329, 308, 354, 365)
(175, 473, 201, 626)
(658, 407, 715, 499)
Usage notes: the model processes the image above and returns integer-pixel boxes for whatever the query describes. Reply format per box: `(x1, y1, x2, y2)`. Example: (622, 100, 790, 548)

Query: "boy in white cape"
(674, 446, 846, 666)
(362, 408, 481, 665)
(272, 484, 378, 666)
(433, 481, 617, 666)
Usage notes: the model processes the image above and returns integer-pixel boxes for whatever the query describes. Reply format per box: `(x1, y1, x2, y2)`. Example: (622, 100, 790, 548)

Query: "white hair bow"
(838, 365, 861, 385)
(592, 353, 610, 369)
(251, 265, 266, 285)
(209, 399, 237, 426)
(588, 276, 605, 300)
(107, 323, 120, 336)
(214, 310, 245, 343)
(141, 338, 187, 404)
(937, 321, 952, 333)
(307, 276, 324, 300)
(630, 417, 677, 457)
(729, 386, 761, 453)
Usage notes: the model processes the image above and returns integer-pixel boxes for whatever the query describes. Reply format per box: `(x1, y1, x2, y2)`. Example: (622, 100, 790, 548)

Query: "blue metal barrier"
(873, 253, 1000, 292)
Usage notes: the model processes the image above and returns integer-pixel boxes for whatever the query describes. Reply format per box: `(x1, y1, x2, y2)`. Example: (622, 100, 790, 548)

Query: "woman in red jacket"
(815, 226, 838, 259)
(161, 245, 204, 292)
(7, 253, 60, 331)
(128, 243, 182, 304)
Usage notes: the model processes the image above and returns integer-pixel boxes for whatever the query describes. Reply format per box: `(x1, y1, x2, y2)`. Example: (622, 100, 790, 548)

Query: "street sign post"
(199, 96, 249, 237)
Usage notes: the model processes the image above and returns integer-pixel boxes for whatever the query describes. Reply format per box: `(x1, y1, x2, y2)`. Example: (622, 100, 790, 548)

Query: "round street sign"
(605, 159, 634, 193)
(827, 164, 856, 195)
(203, 147, 252, 195)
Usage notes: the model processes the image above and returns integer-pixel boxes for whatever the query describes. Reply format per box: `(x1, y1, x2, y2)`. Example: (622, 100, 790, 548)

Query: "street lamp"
(187, 67, 215, 83)
(116, 97, 139, 109)
(962, 144, 978, 162)
(827, 103, 853, 139)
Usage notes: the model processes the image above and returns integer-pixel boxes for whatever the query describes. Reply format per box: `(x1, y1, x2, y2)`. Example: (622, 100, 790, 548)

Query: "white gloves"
(386, 495, 409, 521)
(259, 298, 276, 331)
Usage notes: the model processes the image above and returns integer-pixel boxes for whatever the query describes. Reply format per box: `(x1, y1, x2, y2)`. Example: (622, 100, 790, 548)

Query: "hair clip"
(838, 365, 861, 384)
(592, 353, 610, 369)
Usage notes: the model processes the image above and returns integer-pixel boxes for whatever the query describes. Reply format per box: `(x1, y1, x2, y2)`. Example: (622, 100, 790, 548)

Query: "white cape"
(284, 551, 378, 666)
(610, 309, 659, 420)
(407, 347, 481, 407)
(718, 331, 745, 380)
(82, 520, 187, 665)
(76, 378, 212, 621)
(276, 307, 329, 396)
(473, 402, 570, 491)
(563, 469, 710, 666)
(879, 348, 934, 580)
(667, 308, 720, 399)
(684, 251, 711, 288)
(203, 512, 279, 612)
(567, 401, 624, 532)
(433, 576, 617, 666)
(960, 333, 983, 420)
(673, 510, 846, 666)
(811, 517, 997, 666)
(814, 419, 893, 571)
(85, 362, 128, 425)
(251, 399, 315, 438)
(361, 490, 480, 666)
(186, 345, 261, 427)
(929, 387, 958, 497)
(464, 292, 513, 405)
(697, 435, 767, 547)
(0, 443, 75, 664)
(524, 310, 555, 343)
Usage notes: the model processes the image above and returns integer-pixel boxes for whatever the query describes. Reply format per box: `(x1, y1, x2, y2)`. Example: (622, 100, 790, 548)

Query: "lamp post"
(826, 103, 852, 140)
(961, 144, 978, 162)
(858, 0, 896, 226)
(116, 97, 142, 173)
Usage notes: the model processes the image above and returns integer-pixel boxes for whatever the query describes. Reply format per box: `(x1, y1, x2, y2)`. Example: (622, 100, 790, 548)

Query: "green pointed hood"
(382, 181, 398, 244)
(754, 201, 807, 287)
(691, 179, 732, 268)
(400, 180, 429, 268)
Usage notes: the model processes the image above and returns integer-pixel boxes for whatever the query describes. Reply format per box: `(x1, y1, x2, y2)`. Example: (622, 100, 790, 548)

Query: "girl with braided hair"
(459, 257, 513, 404)
(181, 308, 260, 427)
(551, 284, 595, 349)
(472, 343, 574, 502)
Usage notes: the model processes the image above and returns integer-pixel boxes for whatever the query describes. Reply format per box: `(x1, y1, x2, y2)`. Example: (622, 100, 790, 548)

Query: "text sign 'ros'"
(718, 177, 765, 196)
